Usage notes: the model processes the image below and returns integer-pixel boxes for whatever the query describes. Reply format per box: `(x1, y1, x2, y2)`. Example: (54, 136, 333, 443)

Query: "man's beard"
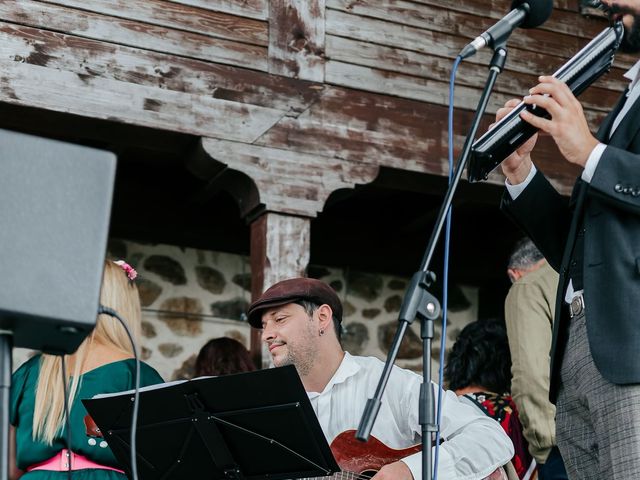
(620, 15, 640, 53)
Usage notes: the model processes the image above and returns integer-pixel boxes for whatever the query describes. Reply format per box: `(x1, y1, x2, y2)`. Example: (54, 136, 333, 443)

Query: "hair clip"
(114, 260, 138, 281)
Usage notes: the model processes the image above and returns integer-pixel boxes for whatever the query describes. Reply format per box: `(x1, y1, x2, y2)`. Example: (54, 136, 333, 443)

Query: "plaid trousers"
(556, 310, 640, 479)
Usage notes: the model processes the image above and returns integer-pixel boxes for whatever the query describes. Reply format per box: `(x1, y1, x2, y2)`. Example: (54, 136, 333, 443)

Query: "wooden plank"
(389, 0, 605, 39)
(168, 0, 268, 21)
(0, 59, 284, 142)
(0, 1, 267, 71)
(0, 23, 323, 113)
(268, 0, 326, 82)
(325, 7, 637, 70)
(325, 35, 624, 113)
(325, 60, 608, 126)
(46, 0, 268, 46)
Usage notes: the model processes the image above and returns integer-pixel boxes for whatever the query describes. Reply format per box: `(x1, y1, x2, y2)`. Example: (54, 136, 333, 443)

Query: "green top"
(11, 355, 164, 479)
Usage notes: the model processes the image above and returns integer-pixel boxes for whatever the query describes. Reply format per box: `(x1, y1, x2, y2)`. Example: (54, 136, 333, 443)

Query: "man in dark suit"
(496, 8, 640, 479)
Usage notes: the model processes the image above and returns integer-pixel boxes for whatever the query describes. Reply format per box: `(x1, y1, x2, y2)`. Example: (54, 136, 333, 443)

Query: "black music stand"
(82, 366, 339, 480)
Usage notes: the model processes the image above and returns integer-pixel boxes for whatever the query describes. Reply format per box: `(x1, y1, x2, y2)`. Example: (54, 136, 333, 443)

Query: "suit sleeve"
(501, 170, 572, 271)
(589, 146, 640, 215)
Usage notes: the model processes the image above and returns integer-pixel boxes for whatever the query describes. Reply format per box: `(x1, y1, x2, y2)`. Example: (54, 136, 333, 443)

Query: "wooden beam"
(0, 60, 284, 142)
(269, 0, 326, 82)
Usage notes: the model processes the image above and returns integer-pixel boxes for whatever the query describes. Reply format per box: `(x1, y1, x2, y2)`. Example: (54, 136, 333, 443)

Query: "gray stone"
(387, 279, 407, 291)
(346, 271, 383, 301)
(195, 266, 226, 294)
(329, 280, 344, 293)
(158, 342, 184, 358)
(362, 308, 381, 319)
(172, 354, 196, 381)
(107, 239, 127, 261)
(383, 295, 402, 313)
(128, 253, 144, 269)
(141, 347, 152, 361)
(141, 321, 157, 339)
(158, 297, 203, 337)
(307, 265, 331, 279)
(210, 298, 250, 321)
(431, 283, 471, 312)
(378, 322, 422, 359)
(137, 278, 162, 307)
(341, 322, 369, 355)
(232, 273, 252, 292)
(343, 300, 356, 318)
(144, 255, 187, 285)
(224, 330, 248, 346)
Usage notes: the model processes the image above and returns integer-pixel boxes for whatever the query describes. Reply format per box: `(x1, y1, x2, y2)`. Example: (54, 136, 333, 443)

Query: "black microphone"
(459, 0, 554, 59)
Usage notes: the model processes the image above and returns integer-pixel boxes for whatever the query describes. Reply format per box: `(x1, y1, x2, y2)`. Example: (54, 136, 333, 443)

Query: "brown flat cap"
(247, 277, 342, 328)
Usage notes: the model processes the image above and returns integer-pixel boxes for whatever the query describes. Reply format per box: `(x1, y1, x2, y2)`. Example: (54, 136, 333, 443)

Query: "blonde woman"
(9, 260, 163, 479)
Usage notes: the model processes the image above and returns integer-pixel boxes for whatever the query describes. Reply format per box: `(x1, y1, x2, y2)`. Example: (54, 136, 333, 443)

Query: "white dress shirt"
(505, 59, 640, 302)
(306, 352, 514, 479)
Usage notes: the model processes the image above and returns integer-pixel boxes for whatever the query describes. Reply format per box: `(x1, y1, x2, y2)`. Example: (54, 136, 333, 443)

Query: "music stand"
(82, 366, 339, 480)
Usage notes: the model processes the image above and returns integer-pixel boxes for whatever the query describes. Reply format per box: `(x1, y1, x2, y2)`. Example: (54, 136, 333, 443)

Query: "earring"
(319, 329, 324, 336)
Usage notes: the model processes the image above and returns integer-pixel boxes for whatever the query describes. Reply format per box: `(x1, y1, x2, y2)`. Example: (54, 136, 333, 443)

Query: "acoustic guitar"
(308, 430, 508, 480)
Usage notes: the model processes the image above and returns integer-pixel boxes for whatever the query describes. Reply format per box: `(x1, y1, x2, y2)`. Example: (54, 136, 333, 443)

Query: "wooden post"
(269, 0, 325, 82)
(249, 213, 311, 367)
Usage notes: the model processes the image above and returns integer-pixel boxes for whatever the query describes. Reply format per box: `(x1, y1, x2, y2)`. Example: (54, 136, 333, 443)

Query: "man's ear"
(507, 268, 521, 283)
(316, 304, 334, 331)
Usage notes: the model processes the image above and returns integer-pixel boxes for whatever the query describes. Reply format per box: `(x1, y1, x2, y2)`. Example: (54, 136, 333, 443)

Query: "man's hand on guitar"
(495, 99, 537, 186)
(371, 460, 414, 480)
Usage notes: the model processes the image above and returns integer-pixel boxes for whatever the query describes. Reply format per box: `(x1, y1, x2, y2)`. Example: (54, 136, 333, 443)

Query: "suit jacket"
(501, 91, 640, 402)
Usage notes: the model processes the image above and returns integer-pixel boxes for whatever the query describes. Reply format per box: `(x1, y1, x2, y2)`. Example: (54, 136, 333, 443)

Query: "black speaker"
(0, 129, 116, 354)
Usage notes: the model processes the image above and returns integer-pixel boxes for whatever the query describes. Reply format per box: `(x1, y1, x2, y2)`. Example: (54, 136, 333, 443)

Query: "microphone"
(459, 0, 554, 59)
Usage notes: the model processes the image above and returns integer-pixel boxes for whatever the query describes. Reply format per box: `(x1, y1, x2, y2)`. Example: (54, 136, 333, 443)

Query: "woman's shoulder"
(12, 354, 41, 380)
(87, 358, 164, 382)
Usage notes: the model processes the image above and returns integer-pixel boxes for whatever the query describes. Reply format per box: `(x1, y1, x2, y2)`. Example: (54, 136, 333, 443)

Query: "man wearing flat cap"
(247, 277, 514, 480)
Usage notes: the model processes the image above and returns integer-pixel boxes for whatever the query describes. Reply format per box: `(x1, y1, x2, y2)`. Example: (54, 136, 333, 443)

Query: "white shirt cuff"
(505, 164, 537, 200)
(581, 143, 606, 183)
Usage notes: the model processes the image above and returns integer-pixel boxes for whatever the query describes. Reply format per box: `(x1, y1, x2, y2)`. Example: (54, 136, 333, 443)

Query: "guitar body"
(325, 430, 509, 480)
(330, 430, 421, 478)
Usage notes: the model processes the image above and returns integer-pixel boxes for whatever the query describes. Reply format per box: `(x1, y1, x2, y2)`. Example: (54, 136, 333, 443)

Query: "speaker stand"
(0, 331, 12, 480)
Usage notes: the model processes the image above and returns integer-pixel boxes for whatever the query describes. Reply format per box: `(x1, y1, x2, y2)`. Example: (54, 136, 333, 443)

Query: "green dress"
(11, 355, 164, 479)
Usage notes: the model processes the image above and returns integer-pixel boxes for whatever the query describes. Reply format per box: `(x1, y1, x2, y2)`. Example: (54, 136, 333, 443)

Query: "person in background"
(194, 337, 256, 377)
(10, 260, 164, 480)
(445, 320, 534, 480)
(247, 277, 514, 480)
(505, 239, 567, 480)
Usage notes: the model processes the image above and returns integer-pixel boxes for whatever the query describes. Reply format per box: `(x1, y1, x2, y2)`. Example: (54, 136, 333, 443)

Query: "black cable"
(98, 305, 140, 480)
(60, 356, 73, 480)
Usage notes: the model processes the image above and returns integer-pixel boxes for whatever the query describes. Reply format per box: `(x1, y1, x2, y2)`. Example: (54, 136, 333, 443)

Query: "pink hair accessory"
(114, 260, 137, 281)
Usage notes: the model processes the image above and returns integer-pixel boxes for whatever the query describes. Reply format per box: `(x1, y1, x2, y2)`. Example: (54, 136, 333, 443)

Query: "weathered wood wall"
(0, 0, 631, 207)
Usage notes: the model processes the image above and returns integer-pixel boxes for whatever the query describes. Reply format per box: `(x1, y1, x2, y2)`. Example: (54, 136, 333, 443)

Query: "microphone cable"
(98, 305, 141, 480)
(60, 356, 73, 480)
(433, 53, 463, 480)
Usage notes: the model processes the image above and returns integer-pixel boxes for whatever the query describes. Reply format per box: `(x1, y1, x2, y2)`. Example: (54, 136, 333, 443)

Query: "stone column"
(249, 213, 310, 367)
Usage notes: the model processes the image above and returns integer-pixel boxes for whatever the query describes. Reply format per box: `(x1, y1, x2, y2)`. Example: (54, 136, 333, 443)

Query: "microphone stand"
(356, 45, 508, 480)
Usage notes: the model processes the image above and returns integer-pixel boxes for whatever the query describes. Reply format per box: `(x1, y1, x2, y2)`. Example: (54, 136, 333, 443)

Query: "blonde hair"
(32, 260, 142, 444)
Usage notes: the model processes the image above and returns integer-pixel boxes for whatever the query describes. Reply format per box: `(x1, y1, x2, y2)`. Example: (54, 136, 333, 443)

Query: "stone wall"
(13, 239, 479, 383)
